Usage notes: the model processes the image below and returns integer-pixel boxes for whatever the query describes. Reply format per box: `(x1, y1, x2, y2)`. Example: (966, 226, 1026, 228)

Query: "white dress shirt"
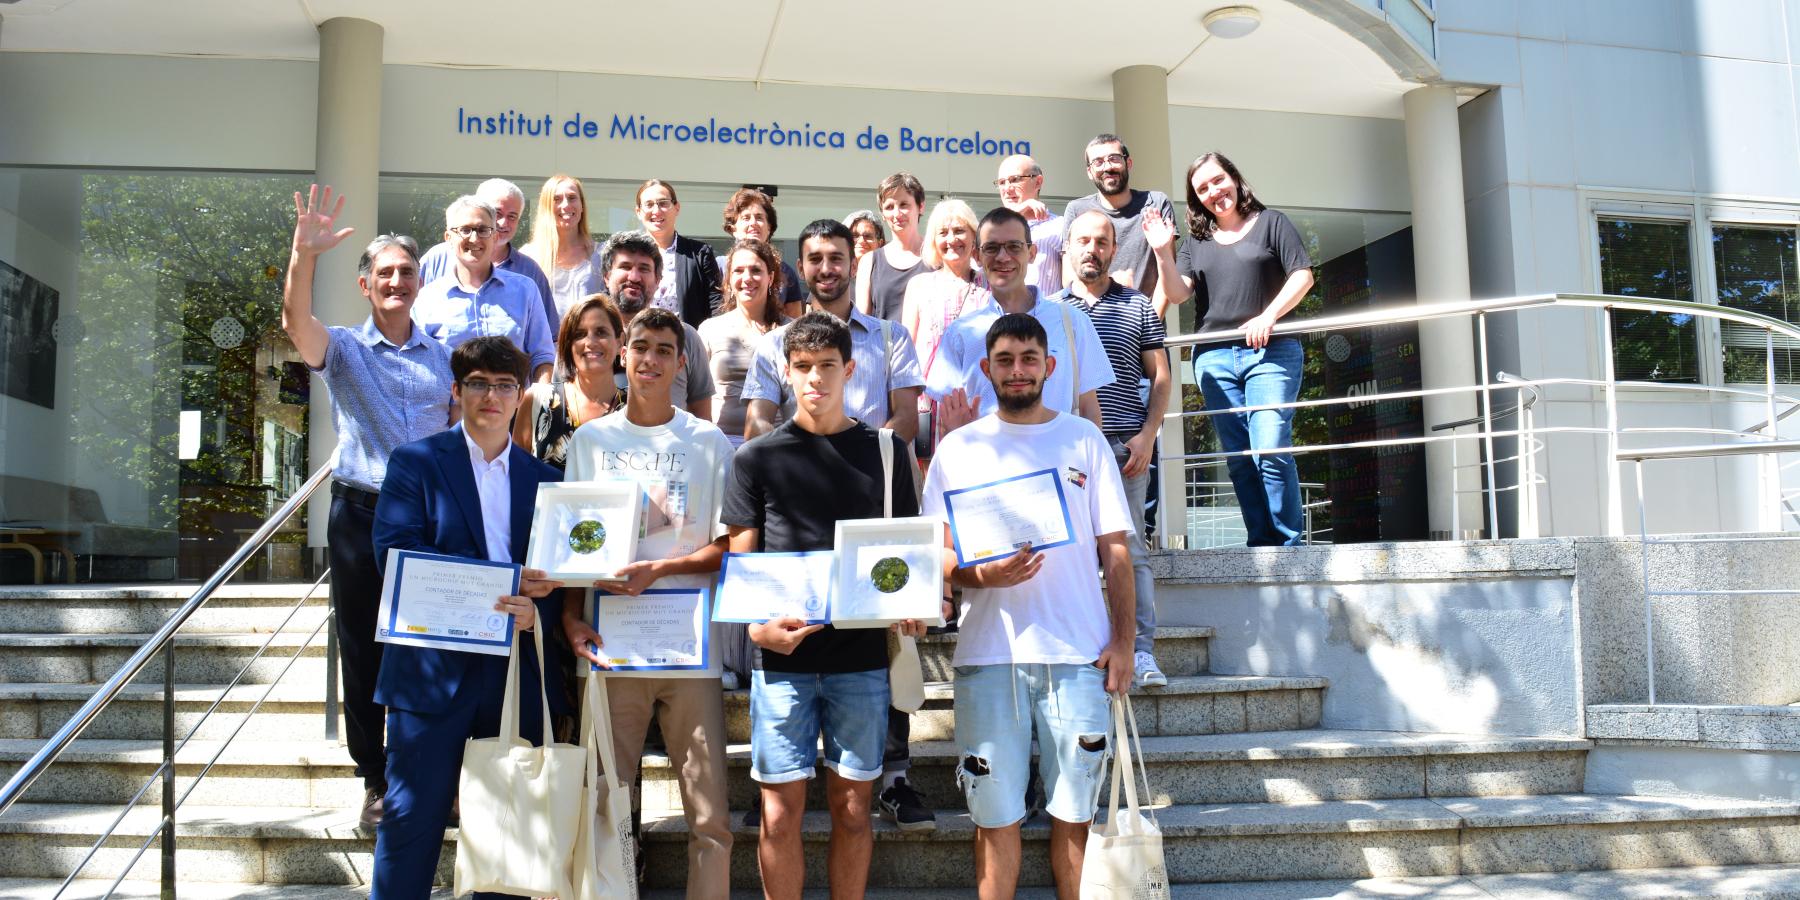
(461, 424, 513, 563)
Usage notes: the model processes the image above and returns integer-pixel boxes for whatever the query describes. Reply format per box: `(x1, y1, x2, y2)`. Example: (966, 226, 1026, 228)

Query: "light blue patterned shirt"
(412, 267, 556, 371)
(741, 306, 924, 426)
(316, 320, 455, 491)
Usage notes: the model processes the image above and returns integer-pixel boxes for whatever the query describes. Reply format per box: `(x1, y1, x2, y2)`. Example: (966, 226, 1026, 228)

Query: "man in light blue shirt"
(417, 178, 555, 329)
(412, 195, 556, 382)
(743, 219, 923, 442)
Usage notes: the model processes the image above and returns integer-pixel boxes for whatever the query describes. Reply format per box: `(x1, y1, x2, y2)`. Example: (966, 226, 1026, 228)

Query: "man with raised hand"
(599, 230, 714, 420)
(280, 184, 456, 828)
(417, 178, 554, 327)
(723, 312, 927, 900)
(1061, 133, 1178, 297)
(412, 195, 555, 382)
(1056, 210, 1173, 688)
(928, 207, 1114, 438)
(995, 154, 1064, 296)
(923, 313, 1136, 900)
(560, 307, 735, 898)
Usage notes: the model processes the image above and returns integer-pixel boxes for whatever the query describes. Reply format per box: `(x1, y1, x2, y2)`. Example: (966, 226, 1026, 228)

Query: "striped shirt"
(315, 320, 454, 492)
(741, 305, 924, 426)
(1028, 213, 1065, 296)
(1053, 284, 1164, 434)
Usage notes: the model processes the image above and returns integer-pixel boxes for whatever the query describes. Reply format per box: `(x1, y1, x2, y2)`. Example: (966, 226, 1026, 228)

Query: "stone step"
(0, 584, 329, 635)
(721, 674, 1328, 743)
(910, 625, 1213, 681)
(0, 739, 362, 808)
(0, 682, 339, 742)
(0, 633, 329, 685)
(641, 730, 1592, 814)
(634, 793, 1800, 888)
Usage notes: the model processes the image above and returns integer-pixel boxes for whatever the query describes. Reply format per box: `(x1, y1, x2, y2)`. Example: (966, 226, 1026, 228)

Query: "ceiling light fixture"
(1203, 5, 1262, 39)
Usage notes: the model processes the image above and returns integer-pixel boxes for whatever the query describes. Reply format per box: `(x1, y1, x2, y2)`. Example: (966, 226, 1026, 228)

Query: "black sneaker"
(878, 777, 937, 832)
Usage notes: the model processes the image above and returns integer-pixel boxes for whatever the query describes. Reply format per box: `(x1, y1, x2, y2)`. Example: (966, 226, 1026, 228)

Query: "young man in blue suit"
(368, 335, 566, 899)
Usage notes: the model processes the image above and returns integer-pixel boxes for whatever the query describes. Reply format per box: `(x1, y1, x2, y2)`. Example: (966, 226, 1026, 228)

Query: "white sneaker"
(1134, 651, 1167, 688)
(721, 670, 742, 691)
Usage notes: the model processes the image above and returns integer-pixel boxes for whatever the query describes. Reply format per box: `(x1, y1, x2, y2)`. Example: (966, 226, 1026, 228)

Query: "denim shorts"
(749, 668, 889, 783)
(953, 662, 1112, 827)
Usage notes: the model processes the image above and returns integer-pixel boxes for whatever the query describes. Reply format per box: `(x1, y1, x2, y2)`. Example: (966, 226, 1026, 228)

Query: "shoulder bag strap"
(878, 427, 895, 518)
(1060, 303, 1079, 411)
(855, 252, 876, 317)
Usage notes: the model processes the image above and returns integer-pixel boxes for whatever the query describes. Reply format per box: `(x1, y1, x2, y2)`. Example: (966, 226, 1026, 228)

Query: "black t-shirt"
(1176, 209, 1312, 345)
(721, 419, 919, 673)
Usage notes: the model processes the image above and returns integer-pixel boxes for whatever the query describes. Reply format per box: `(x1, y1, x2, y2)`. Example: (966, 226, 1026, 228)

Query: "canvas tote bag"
(572, 673, 638, 899)
(1078, 694, 1171, 900)
(879, 426, 927, 714)
(453, 625, 584, 898)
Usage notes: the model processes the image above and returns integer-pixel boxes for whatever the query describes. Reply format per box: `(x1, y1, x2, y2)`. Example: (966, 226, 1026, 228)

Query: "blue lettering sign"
(459, 108, 1027, 157)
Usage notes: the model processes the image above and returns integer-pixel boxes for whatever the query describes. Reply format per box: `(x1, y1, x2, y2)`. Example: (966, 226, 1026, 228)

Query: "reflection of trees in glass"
(1597, 218, 1697, 383)
(1712, 225, 1800, 384)
(77, 173, 307, 535)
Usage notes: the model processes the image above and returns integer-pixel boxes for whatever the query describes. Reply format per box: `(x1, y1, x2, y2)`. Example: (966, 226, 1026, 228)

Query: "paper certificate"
(375, 549, 520, 656)
(942, 467, 1076, 567)
(590, 588, 710, 672)
(713, 551, 835, 624)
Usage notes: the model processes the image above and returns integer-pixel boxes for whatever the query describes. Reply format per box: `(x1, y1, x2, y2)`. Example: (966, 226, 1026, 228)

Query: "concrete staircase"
(1, 584, 1799, 898)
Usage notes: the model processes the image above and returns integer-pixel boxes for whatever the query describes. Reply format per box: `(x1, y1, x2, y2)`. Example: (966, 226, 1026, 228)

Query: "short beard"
(809, 278, 848, 306)
(996, 384, 1043, 414)
(615, 290, 647, 317)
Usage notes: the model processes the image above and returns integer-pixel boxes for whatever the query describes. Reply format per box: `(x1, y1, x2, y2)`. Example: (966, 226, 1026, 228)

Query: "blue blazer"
(371, 426, 566, 716)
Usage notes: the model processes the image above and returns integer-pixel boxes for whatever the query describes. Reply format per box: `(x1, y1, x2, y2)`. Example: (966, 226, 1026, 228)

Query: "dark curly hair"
(1184, 151, 1267, 242)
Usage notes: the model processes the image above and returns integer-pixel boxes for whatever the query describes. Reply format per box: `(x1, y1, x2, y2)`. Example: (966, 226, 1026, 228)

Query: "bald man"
(995, 154, 1064, 295)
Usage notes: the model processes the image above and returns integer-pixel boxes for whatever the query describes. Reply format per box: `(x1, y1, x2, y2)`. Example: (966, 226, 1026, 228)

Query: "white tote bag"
(1078, 694, 1171, 900)
(879, 427, 926, 714)
(453, 625, 584, 899)
(572, 673, 638, 900)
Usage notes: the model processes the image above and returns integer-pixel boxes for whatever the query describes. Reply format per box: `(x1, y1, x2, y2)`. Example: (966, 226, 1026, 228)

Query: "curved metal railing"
(1159, 292, 1800, 545)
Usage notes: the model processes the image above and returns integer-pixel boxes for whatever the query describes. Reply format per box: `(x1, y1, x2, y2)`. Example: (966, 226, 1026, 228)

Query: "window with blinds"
(1596, 217, 1699, 383)
(1712, 224, 1800, 384)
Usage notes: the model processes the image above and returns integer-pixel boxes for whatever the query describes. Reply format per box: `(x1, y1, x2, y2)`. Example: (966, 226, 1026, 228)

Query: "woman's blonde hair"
(521, 174, 594, 269)
(919, 198, 980, 270)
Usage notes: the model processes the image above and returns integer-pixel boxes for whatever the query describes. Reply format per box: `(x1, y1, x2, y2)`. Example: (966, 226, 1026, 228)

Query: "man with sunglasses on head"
(413, 195, 556, 383)
(282, 185, 458, 829)
(1061, 133, 1178, 297)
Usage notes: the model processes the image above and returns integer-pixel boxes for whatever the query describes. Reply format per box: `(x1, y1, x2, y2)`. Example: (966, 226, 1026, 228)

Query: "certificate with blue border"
(589, 587, 711, 672)
(375, 548, 520, 656)
(942, 467, 1076, 567)
(713, 551, 834, 624)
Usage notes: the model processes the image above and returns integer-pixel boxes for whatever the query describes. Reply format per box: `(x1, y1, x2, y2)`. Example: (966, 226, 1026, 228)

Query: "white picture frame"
(524, 480, 643, 582)
(830, 516, 946, 628)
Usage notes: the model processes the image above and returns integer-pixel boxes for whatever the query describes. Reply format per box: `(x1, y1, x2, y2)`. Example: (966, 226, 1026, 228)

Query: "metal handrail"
(1617, 440, 1800, 463)
(0, 463, 334, 815)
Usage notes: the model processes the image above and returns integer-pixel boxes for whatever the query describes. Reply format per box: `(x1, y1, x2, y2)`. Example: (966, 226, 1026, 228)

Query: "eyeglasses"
(459, 379, 520, 398)
(993, 174, 1037, 188)
(639, 199, 675, 211)
(979, 240, 1029, 258)
(449, 225, 495, 239)
(1087, 153, 1128, 168)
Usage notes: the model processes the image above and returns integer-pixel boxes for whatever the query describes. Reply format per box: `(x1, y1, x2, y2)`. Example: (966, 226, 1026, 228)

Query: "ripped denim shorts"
(951, 662, 1112, 828)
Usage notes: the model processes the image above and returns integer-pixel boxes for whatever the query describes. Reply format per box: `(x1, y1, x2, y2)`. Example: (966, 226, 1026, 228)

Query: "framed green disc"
(568, 519, 607, 555)
(870, 556, 909, 593)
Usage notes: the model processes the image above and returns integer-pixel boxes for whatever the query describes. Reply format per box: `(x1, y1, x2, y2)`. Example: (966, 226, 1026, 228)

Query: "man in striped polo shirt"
(1054, 209, 1172, 687)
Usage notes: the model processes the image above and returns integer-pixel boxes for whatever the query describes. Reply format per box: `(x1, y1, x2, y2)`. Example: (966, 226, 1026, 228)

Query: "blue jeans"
(1194, 338, 1304, 546)
(952, 663, 1111, 827)
(749, 668, 889, 783)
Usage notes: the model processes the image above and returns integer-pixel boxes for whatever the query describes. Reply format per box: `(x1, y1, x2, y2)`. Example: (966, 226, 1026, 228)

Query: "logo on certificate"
(485, 614, 506, 631)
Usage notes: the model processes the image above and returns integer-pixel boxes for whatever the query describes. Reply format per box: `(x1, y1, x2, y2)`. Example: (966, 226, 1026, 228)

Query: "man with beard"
(995, 154, 1063, 296)
(599, 230, 714, 419)
(1060, 133, 1178, 297)
(417, 178, 554, 328)
(283, 185, 457, 828)
(1056, 210, 1171, 688)
(922, 312, 1135, 900)
(927, 208, 1112, 437)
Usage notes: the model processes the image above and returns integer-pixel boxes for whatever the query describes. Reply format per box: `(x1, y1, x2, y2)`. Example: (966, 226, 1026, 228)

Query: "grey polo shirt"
(315, 319, 455, 492)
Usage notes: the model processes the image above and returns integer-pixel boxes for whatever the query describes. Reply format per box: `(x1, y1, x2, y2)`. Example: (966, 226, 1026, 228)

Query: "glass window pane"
(1712, 224, 1800, 383)
(1597, 216, 1698, 383)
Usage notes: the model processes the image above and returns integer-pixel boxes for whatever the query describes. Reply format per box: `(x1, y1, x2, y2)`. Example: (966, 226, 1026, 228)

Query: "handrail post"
(1478, 311, 1500, 539)
(324, 604, 340, 741)
(1601, 307, 1625, 535)
(1767, 328, 1781, 530)
(1449, 435, 1461, 538)
(1635, 460, 1657, 705)
(160, 641, 176, 898)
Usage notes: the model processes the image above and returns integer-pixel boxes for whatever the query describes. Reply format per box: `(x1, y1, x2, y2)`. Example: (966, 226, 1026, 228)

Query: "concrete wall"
(1151, 540, 1584, 737)
(1586, 745, 1800, 803)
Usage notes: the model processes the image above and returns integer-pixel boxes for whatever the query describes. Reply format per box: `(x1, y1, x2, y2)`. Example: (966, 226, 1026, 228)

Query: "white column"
(1111, 65, 1189, 548)
(1403, 85, 1484, 538)
(307, 17, 384, 548)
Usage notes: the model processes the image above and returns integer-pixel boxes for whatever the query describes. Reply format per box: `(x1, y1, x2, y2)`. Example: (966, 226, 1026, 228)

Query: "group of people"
(283, 130, 1315, 900)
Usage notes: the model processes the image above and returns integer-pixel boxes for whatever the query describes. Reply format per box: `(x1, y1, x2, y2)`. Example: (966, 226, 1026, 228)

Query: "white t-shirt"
(924, 290, 1115, 416)
(563, 407, 733, 677)
(921, 412, 1132, 666)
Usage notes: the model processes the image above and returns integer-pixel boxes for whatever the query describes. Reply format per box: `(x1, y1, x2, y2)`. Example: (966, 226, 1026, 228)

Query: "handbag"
(1078, 694, 1171, 900)
(572, 673, 638, 900)
(879, 426, 927, 714)
(452, 625, 585, 899)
